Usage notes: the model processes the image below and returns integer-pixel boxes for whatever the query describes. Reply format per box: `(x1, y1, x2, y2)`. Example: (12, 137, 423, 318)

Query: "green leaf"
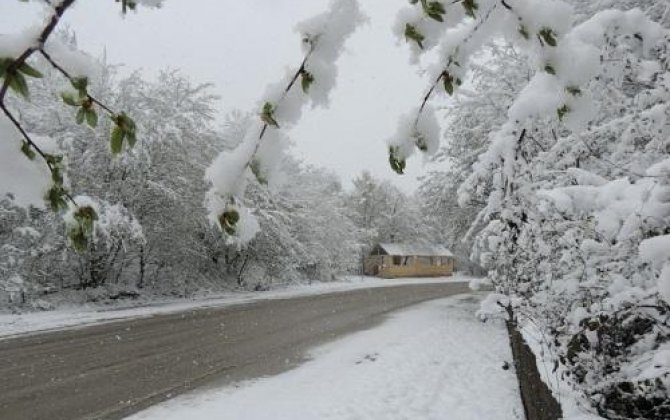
(67, 206, 98, 254)
(21, 142, 36, 160)
(442, 72, 454, 95)
(250, 159, 268, 185)
(85, 108, 98, 127)
(544, 64, 556, 75)
(45, 185, 68, 212)
(0, 58, 12, 78)
(462, 0, 478, 18)
(389, 146, 406, 175)
(71, 77, 88, 97)
(74, 205, 98, 235)
(539, 28, 558, 47)
(45, 154, 65, 185)
(119, 0, 138, 13)
(219, 208, 240, 235)
(76, 107, 86, 125)
(8, 71, 29, 98)
(566, 86, 582, 96)
(68, 205, 98, 253)
(260, 102, 280, 128)
(112, 112, 137, 150)
(404, 24, 425, 49)
(424, 1, 445, 22)
(300, 70, 315, 94)
(122, 113, 137, 140)
(557, 104, 570, 121)
(126, 130, 137, 148)
(427, 12, 443, 22)
(110, 126, 125, 154)
(17, 62, 43, 78)
(68, 225, 88, 253)
(415, 135, 428, 152)
(61, 92, 81, 106)
(518, 25, 530, 40)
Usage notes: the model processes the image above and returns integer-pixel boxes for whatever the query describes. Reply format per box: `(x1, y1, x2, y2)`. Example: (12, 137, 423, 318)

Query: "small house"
(363, 243, 455, 278)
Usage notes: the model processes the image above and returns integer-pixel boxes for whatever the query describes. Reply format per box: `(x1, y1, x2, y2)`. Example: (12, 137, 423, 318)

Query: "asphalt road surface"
(0, 282, 470, 420)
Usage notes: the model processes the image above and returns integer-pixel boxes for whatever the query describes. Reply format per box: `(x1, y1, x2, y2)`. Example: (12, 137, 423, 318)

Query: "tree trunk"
(137, 245, 145, 289)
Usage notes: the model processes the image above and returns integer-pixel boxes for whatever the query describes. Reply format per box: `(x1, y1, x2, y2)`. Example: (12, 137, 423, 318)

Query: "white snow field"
(0, 275, 471, 339)
(128, 294, 523, 420)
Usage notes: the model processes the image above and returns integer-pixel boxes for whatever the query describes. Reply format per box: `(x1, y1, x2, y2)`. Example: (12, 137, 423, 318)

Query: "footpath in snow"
(128, 294, 524, 420)
(0, 275, 470, 339)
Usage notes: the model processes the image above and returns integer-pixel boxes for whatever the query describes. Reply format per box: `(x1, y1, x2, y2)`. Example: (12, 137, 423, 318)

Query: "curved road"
(0, 282, 470, 420)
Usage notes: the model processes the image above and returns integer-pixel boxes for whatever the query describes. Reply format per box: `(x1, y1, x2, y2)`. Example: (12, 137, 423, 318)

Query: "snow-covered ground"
(0, 274, 471, 339)
(127, 294, 523, 420)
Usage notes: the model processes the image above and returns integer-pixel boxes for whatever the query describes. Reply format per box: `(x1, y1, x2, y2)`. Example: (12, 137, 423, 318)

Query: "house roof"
(377, 243, 454, 257)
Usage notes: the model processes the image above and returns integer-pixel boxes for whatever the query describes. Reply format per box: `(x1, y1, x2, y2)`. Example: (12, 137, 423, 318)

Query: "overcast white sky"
(2, 0, 446, 191)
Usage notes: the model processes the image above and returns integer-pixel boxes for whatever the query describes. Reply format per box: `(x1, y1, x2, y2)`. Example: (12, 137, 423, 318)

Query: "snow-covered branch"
(204, 0, 364, 245)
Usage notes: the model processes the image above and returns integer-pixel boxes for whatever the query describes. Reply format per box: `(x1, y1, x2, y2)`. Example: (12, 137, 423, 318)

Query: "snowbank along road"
(0, 281, 470, 420)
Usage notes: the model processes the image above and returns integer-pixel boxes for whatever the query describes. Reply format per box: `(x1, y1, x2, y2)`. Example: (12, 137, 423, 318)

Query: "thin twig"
(227, 42, 317, 207)
(39, 48, 117, 115)
(0, 103, 49, 159)
(254, 44, 316, 145)
(412, 1, 501, 125)
(414, 72, 445, 127)
(0, 103, 77, 205)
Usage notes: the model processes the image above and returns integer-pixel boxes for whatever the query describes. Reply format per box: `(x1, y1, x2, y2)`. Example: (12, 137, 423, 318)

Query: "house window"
(393, 256, 401, 265)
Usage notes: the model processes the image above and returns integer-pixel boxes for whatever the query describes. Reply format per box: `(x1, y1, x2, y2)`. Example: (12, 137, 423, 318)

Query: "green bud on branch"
(518, 25, 530, 40)
(462, 0, 478, 19)
(539, 28, 558, 47)
(404, 24, 425, 49)
(110, 112, 137, 154)
(300, 70, 315, 94)
(389, 146, 407, 175)
(21, 142, 36, 160)
(219, 208, 240, 236)
(68, 205, 98, 253)
(544, 64, 556, 75)
(261, 102, 280, 128)
(421, 1, 446, 22)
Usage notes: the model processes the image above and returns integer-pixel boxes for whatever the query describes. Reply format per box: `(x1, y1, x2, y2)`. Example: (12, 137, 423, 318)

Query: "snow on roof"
(378, 243, 454, 257)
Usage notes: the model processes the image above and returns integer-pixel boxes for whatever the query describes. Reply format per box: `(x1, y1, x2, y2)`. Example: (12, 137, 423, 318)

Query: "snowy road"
(129, 294, 523, 420)
(0, 282, 470, 420)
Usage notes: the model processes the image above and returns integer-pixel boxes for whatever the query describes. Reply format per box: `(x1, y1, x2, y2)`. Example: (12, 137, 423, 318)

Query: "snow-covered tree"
(418, 42, 529, 274)
(349, 171, 424, 245)
(392, 0, 669, 417)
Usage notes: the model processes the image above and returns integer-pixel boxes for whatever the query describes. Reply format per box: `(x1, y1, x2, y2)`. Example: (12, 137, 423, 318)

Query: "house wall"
(364, 255, 454, 278)
(379, 260, 453, 278)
